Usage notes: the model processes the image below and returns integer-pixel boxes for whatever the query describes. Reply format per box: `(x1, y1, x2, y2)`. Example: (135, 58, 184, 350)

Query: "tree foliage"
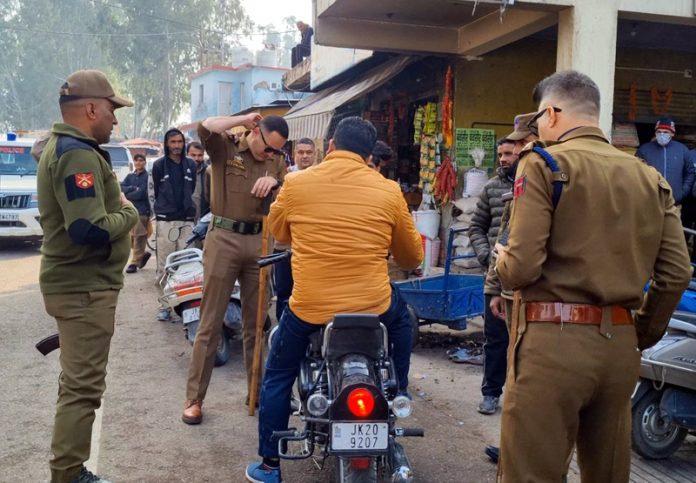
(0, 0, 252, 138)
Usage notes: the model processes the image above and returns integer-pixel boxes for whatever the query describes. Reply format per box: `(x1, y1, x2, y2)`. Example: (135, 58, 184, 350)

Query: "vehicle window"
(102, 146, 130, 167)
(0, 145, 36, 175)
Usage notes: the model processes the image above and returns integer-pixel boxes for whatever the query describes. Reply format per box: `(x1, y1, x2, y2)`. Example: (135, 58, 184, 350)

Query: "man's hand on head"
(244, 113, 263, 130)
(251, 176, 278, 198)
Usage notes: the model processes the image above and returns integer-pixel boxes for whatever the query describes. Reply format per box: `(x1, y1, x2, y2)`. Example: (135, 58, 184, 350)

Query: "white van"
(101, 144, 133, 182)
(0, 134, 42, 241)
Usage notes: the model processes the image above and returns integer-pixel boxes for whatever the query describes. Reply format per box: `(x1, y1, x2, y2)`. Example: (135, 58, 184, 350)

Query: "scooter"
(631, 310, 696, 459)
(159, 213, 269, 367)
(261, 251, 423, 483)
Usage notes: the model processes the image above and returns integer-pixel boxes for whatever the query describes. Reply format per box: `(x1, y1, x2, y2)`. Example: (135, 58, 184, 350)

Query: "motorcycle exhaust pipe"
(390, 441, 414, 483)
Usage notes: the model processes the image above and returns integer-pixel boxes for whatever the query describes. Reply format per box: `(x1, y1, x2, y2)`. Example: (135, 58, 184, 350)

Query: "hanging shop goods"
(650, 86, 673, 115)
(433, 155, 457, 205)
(419, 134, 438, 191)
(442, 65, 454, 148)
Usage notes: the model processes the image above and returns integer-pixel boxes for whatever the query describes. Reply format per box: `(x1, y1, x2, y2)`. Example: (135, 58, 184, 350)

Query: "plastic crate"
(455, 128, 496, 169)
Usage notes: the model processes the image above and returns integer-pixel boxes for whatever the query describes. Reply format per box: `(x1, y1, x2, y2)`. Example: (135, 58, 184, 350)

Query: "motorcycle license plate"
(182, 307, 200, 324)
(331, 422, 388, 451)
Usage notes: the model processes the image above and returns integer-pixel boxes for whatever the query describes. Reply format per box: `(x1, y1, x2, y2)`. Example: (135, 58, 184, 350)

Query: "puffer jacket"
(468, 167, 513, 267)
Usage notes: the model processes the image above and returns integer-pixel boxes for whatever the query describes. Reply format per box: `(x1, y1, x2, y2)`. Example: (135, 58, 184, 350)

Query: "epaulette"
(56, 136, 95, 158)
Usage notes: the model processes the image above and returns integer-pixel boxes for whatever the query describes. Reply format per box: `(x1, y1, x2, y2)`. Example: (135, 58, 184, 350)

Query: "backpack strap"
(532, 146, 568, 209)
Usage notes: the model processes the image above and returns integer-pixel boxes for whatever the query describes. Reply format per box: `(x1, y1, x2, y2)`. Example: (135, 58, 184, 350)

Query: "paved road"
(0, 241, 693, 483)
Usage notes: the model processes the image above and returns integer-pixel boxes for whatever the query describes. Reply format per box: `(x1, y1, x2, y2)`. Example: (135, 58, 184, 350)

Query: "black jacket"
(152, 128, 196, 221)
(120, 170, 150, 216)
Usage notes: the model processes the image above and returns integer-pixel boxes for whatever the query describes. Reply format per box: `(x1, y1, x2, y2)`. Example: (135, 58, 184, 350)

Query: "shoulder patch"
(56, 136, 95, 158)
(513, 175, 527, 199)
(65, 173, 96, 201)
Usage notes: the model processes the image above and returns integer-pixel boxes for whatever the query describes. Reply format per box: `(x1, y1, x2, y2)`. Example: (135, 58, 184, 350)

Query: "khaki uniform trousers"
(186, 225, 263, 402)
(155, 220, 194, 279)
(498, 308, 640, 483)
(129, 215, 151, 265)
(42, 290, 119, 483)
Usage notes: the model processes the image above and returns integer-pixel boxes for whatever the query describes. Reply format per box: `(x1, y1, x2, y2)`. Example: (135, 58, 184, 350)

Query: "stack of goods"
(450, 197, 481, 271)
(612, 122, 640, 156)
(455, 128, 496, 169)
(464, 148, 488, 197)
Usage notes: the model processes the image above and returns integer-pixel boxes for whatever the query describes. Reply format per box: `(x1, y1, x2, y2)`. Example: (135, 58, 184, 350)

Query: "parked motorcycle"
(159, 213, 269, 366)
(261, 251, 423, 483)
(631, 310, 696, 459)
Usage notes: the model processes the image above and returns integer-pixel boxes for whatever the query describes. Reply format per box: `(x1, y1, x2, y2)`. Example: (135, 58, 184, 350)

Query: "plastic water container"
(412, 210, 440, 240)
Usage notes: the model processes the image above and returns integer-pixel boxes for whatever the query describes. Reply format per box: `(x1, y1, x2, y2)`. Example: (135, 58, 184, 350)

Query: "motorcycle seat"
(323, 314, 386, 361)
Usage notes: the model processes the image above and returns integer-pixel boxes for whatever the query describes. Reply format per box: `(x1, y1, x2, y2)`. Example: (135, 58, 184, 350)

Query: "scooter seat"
(669, 311, 696, 334)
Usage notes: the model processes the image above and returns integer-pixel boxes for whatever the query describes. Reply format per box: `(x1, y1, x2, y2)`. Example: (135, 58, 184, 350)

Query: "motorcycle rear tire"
(631, 388, 688, 459)
(214, 334, 232, 367)
(336, 457, 378, 483)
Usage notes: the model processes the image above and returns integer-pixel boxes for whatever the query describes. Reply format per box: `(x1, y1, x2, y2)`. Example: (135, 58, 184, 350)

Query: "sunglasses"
(258, 128, 285, 155)
(527, 106, 562, 136)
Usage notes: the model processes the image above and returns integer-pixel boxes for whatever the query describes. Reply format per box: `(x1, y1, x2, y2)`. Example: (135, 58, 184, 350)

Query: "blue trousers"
(272, 249, 293, 323)
(258, 287, 412, 458)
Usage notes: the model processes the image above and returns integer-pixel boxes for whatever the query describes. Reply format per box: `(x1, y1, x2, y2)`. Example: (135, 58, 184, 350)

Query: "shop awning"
(284, 55, 418, 140)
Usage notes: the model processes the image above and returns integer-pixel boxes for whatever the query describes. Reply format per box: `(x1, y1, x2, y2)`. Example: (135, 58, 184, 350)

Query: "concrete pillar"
(556, 1, 619, 138)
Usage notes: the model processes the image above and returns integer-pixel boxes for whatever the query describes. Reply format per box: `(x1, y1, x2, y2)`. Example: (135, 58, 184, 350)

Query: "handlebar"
(258, 251, 291, 268)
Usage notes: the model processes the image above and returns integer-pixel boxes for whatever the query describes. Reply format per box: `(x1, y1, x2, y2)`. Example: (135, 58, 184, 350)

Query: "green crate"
(455, 128, 496, 168)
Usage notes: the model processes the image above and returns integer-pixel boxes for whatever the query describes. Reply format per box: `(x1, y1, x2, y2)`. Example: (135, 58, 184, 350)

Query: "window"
(240, 82, 245, 108)
(198, 84, 204, 105)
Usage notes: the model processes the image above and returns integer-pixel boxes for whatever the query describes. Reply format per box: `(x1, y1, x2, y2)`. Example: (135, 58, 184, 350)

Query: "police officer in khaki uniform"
(37, 70, 137, 483)
(183, 113, 287, 424)
(495, 70, 691, 482)
(486, 112, 537, 328)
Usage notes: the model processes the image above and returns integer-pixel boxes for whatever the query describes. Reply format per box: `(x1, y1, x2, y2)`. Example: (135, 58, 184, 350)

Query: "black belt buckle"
(234, 220, 261, 235)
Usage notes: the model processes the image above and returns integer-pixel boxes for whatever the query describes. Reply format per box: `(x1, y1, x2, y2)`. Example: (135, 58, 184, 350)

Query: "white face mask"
(656, 132, 673, 146)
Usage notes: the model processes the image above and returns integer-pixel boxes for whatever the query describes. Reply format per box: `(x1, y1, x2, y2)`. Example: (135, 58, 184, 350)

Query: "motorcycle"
(631, 310, 696, 459)
(159, 213, 269, 367)
(261, 251, 423, 483)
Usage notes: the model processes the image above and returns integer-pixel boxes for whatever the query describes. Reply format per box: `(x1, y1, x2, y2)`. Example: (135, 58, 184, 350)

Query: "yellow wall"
(454, 38, 556, 141)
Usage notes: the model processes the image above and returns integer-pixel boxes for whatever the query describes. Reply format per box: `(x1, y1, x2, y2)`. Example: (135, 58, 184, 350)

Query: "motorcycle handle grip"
(258, 251, 291, 268)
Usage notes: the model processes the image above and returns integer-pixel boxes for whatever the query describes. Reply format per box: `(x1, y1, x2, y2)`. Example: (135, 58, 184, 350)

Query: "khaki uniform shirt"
(197, 124, 285, 221)
(496, 127, 691, 346)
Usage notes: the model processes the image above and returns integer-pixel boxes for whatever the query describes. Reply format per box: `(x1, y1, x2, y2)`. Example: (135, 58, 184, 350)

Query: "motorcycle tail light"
(350, 458, 370, 470)
(347, 388, 375, 418)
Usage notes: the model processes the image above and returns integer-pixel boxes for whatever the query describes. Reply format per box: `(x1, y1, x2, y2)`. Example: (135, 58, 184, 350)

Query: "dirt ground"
(0, 242, 502, 483)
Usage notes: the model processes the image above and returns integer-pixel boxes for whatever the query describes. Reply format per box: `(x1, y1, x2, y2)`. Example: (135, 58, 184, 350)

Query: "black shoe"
(485, 445, 499, 464)
(138, 251, 152, 269)
(125, 264, 137, 273)
(70, 466, 112, 483)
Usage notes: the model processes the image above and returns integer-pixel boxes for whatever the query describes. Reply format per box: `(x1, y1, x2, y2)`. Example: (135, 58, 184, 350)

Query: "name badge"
(226, 156, 246, 170)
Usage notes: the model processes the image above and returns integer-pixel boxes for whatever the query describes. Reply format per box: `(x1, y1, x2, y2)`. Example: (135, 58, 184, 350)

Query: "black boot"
(484, 445, 499, 464)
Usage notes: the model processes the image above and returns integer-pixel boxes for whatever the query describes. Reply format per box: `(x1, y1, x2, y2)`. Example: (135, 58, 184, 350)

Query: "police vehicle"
(0, 133, 42, 241)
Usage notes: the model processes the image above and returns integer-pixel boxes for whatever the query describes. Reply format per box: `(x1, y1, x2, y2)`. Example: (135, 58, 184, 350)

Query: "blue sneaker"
(245, 462, 282, 483)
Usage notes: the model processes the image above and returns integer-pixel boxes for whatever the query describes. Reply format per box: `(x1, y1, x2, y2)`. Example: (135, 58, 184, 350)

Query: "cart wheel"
(407, 305, 420, 350)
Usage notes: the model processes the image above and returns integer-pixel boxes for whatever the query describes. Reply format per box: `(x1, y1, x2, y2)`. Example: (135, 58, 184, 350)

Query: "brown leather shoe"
(182, 399, 203, 425)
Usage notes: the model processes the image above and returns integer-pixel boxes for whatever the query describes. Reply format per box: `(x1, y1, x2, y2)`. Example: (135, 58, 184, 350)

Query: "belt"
(525, 302, 632, 326)
(212, 215, 262, 235)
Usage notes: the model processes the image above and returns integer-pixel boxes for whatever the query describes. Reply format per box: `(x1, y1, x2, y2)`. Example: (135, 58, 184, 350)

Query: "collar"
(237, 131, 251, 153)
(51, 122, 99, 148)
(557, 126, 609, 144)
(323, 150, 369, 166)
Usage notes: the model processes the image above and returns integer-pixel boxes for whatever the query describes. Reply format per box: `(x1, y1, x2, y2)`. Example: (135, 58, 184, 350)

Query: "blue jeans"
(258, 286, 412, 458)
(272, 249, 293, 322)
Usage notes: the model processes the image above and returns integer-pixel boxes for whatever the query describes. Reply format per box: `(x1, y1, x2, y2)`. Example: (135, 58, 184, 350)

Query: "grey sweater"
(468, 167, 513, 267)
